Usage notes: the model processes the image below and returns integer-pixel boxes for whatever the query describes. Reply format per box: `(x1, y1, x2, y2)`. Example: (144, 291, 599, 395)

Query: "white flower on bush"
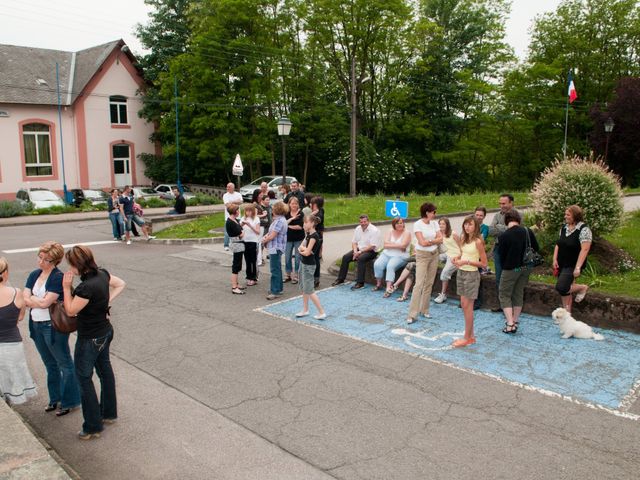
(530, 155, 624, 236)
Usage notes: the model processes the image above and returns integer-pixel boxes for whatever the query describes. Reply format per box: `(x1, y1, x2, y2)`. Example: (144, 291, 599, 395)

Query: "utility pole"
(350, 55, 357, 197)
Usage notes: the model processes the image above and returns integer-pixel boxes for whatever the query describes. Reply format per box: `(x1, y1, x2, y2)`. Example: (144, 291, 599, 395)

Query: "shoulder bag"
(49, 301, 78, 334)
(523, 228, 544, 268)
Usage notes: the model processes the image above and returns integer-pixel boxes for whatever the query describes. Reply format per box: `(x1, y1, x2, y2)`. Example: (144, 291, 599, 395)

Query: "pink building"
(0, 39, 157, 201)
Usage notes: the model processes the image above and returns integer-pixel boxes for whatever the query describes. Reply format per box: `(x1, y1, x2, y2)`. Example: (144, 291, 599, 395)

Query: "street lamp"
(277, 116, 292, 186)
(604, 117, 615, 162)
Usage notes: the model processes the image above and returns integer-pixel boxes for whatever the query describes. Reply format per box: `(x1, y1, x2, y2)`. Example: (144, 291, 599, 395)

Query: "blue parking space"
(259, 284, 640, 414)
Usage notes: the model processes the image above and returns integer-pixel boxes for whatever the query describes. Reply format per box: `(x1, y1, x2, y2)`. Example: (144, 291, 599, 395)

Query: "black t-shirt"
(313, 208, 325, 234)
(225, 217, 243, 237)
(286, 212, 305, 242)
(301, 232, 321, 265)
(497, 226, 540, 270)
(73, 269, 111, 339)
(174, 194, 186, 214)
(119, 194, 134, 215)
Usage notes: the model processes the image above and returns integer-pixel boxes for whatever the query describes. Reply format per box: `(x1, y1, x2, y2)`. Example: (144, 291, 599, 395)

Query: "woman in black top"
(553, 205, 592, 312)
(310, 196, 325, 286)
(225, 205, 245, 294)
(63, 245, 125, 440)
(497, 210, 539, 334)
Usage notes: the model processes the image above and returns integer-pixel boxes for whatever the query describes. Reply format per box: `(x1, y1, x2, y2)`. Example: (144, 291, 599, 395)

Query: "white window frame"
(109, 95, 128, 124)
(23, 123, 53, 177)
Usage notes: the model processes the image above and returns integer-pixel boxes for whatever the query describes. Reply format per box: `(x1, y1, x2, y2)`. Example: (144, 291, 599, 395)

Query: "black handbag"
(523, 228, 544, 268)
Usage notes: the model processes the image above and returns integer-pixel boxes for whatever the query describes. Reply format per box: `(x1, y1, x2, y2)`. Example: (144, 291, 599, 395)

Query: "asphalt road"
(3, 209, 640, 479)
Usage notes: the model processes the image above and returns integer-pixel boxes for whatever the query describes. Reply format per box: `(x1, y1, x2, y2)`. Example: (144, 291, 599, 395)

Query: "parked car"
(16, 188, 65, 210)
(132, 186, 163, 200)
(154, 184, 196, 200)
(71, 189, 109, 207)
(239, 175, 298, 202)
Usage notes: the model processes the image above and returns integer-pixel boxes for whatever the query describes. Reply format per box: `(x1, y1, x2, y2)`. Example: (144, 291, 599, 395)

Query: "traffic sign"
(385, 200, 408, 218)
(232, 153, 244, 176)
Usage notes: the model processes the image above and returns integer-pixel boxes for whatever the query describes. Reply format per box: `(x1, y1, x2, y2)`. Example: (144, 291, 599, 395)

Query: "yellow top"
(459, 240, 480, 272)
(443, 234, 460, 258)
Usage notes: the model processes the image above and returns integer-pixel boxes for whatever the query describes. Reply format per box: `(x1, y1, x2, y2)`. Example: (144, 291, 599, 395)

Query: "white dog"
(552, 308, 604, 340)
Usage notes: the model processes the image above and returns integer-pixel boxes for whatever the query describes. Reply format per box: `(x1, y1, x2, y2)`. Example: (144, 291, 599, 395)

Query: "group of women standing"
(225, 192, 325, 300)
(370, 200, 592, 348)
(0, 242, 124, 441)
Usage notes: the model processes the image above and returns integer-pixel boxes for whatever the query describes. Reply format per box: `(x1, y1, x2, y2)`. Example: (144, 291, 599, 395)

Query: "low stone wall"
(328, 261, 640, 334)
(186, 184, 226, 200)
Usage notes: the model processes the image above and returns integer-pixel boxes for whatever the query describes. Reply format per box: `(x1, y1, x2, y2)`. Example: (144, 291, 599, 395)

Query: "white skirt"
(0, 342, 37, 405)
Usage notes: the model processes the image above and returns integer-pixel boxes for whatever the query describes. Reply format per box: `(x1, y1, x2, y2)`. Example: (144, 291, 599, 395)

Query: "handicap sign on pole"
(232, 153, 244, 176)
(385, 200, 408, 218)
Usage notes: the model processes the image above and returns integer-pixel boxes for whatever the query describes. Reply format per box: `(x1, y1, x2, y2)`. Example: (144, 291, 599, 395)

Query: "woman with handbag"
(497, 210, 540, 334)
(63, 245, 125, 440)
(553, 205, 592, 313)
(0, 257, 37, 405)
(23, 241, 80, 416)
(225, 205, 246, 294)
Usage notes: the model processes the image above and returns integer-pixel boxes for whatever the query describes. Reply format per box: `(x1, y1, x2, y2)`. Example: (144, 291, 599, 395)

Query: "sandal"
(371, 285, 383, 291)
(284, 276, 292, 283)
(291, 278, 299, 284)
(397, 294, 409, 302)
(231, 287, 245, 295)
(502, 322, 517, 334)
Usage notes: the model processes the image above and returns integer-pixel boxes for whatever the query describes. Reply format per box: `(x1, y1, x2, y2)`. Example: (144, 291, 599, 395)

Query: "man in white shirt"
(223, 182, 243, 250)
(332, 215, 382, 290)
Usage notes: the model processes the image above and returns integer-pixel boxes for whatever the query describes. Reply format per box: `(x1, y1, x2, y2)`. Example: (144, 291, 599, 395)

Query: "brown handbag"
(48, 301, 78, 334)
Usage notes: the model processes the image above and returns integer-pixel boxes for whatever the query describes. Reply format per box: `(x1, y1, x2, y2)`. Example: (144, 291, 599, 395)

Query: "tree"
(590, 77, 640, 186)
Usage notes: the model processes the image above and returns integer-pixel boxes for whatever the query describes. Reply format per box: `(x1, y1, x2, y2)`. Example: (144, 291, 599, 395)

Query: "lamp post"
(604, 117, 615, 163)
(277, 116, 292, 186)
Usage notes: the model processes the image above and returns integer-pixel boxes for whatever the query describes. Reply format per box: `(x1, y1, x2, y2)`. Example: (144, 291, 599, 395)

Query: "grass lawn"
(531, 210, 640, 298)
(154, 213, 225, 239)
(323, 191, 530, 227)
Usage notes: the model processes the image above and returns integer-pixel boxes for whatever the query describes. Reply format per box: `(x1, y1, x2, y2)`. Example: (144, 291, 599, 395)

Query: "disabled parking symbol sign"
(385, 200, 408, 218)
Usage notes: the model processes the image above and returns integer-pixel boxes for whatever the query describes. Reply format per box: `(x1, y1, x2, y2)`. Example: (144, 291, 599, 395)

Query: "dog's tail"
(592, 332, 604, 341)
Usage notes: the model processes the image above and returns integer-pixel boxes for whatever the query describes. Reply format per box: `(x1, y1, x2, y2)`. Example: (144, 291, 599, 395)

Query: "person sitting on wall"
(168, 187, 186, 215)
(332, 214, 382, 290)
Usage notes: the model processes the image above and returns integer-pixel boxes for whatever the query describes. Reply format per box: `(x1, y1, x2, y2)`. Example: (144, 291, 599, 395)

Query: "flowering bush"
(530, 155, 623, 236)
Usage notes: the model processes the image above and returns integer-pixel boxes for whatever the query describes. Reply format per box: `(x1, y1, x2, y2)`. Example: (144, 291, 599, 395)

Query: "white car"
(154, 184, 196, 200)
(239, 175, 298, 201)
(16, 188, 65, 210)
(132, 186, 163, 200)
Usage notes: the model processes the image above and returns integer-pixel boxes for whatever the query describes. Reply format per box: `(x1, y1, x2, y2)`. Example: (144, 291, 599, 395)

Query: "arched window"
(109, 95, 128, 124)
(22, 123, 53, 176)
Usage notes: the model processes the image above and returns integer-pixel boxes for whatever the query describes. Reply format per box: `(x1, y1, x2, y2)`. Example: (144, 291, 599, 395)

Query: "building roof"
(0, 40, 133, 106)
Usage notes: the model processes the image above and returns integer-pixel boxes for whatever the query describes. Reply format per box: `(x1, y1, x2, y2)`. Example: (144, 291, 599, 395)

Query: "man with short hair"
(168, 187, 186, 215)
(223, 182, 243, 250)
(284, 180, 305, 206)
(332, 215, 382, 290)
(488, 194, 520, 311)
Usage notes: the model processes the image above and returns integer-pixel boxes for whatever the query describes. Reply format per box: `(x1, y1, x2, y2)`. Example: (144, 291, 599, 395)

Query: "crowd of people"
(107, 185, 158, 244)
(0, 243, 125, 441)
(224, 186, 593, 349)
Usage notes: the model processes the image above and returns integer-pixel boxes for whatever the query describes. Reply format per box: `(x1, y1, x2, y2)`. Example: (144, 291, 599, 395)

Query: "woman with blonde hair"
(24, 241, 80, 416)
(0, 257, 37, 405)
(451, 216, 487, 347)
(63, 245, 125, 440)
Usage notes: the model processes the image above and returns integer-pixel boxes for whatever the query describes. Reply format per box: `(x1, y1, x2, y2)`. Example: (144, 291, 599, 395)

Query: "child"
(434, 218, 461, 304)
(451, 216, 488, 347)
(296, 216, 326, 320)
(241, 205, 261, 286)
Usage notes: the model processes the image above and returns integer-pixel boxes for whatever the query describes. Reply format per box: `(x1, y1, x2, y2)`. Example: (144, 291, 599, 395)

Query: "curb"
(150, 236, 224, 245)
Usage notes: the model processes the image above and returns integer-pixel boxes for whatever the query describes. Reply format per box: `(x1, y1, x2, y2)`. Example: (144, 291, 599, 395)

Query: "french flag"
(568, 72, 578, 103)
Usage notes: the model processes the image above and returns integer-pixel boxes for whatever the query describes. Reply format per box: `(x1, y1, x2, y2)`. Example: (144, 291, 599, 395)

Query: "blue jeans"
(285, 240, 302, 275)
(31, 321, 81, 409)
(109, 211, 124, 239)
(374, 253, 409, 283)
(74, 327, 116, 434)
(269, 251, 283, 295)
(224, 230, 230, 248)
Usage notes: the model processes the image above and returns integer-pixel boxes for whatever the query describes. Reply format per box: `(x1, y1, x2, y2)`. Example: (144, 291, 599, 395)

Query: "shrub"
(0, 201, 27, 218)
(530, 155, 624, 236)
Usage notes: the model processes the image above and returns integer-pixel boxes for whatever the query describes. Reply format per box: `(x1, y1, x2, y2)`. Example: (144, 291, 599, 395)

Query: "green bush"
(187, 194, 221, 206)
(0, 201, 27, 218)
(138, 197, 172, 208)
(530, 155, 624, 236)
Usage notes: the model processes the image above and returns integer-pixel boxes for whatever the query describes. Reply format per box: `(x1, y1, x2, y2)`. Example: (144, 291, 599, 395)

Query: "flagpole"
(562, 70, 570, 160)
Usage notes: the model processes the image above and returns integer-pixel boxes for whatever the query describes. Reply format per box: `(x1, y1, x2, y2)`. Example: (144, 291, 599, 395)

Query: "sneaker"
(146, 235, 156, 241)
(434, 293, 447, 304)
(295, 311, 310, 317)
(406, 317, 415, 324)
(126, 240, 131, 245)
(224, 246, 230, 251)
(331, 279, 345, 286)
(78, 430, 101, 440)
(421, 313, 432, 319)
(266, 293, 282, 300)
(452, 337, 476, 348)
(314, 313, 327, 320)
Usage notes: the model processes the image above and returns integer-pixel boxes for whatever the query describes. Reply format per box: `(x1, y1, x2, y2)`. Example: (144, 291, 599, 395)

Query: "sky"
(0, 0, 562, 60)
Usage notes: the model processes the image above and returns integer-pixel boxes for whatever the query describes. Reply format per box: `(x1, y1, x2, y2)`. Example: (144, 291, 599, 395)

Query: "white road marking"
(3, 240, 119, 254)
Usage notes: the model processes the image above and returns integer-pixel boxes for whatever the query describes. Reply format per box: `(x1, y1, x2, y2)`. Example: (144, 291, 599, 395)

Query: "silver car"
(16, 188, 65, 210)
(239, 176, 297, 201)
